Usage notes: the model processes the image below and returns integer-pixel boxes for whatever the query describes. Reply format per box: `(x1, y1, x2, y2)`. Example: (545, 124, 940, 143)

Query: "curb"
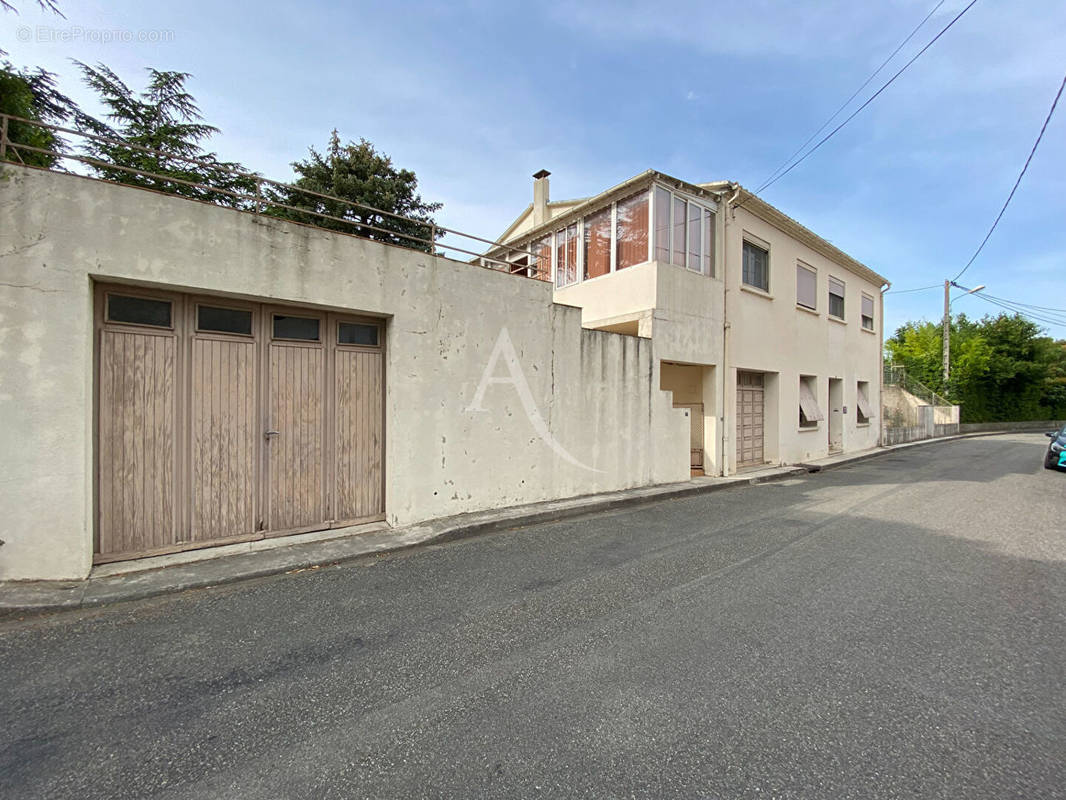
(0, 430, 1040, 620)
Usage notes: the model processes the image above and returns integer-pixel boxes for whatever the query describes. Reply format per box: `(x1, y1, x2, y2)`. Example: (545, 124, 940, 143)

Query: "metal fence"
(0, 112, 544, 276)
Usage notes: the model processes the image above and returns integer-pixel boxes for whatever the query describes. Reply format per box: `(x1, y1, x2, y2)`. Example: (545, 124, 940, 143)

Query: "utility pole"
(943, 279, 951, 385)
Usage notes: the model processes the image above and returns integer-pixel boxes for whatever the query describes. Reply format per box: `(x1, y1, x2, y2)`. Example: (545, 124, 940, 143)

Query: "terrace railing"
(883, 363, 953, 407)
(0, 113, 548, 279)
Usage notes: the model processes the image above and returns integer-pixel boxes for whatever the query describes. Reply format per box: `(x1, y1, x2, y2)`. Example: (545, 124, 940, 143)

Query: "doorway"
(828, 377, 844, 453)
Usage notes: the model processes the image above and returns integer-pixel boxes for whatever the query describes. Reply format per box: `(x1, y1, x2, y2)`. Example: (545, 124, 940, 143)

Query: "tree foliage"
(0, 61, 76, 166)
(3, 56, 445, 250)
(73, 62, 257, 207)
(268, 130, 442, 252)
(886, 313, 1066, 422)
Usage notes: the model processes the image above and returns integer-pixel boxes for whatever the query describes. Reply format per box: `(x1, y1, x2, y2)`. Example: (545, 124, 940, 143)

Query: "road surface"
(1, 433, 1063, 799)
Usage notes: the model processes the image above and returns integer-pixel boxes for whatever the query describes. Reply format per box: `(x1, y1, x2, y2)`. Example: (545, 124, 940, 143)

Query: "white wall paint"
(0, 167, 689, 580)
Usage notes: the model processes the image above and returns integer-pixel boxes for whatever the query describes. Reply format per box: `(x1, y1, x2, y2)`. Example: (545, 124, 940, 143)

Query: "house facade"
(485, 170, 889, 477)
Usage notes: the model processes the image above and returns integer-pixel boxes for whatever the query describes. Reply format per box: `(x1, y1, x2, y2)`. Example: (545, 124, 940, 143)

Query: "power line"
(755, 0, 946, 192)
(952, 70, 1066, 282)
(752, 0, 979, 196)
(885, 283, 941, 295)
(979, 296, 1066, 327)
(969, 292, 1066, 330)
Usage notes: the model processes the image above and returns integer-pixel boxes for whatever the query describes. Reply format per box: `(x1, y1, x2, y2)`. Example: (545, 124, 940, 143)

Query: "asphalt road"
(2, 434, 1064, 799)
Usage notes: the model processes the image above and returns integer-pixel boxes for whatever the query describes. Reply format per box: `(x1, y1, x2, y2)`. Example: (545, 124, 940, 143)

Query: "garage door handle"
(265, 430, 280, 439)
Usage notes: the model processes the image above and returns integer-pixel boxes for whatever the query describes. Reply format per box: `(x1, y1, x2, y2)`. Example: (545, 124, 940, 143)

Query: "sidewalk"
(0, 433, 1007, 618)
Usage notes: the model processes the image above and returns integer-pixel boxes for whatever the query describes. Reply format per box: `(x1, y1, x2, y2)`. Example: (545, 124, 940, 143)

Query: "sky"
(3, 0, 1065, 337)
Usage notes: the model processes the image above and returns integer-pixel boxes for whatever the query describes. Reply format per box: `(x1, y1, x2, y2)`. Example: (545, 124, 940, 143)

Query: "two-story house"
(484, 169, 888, 477)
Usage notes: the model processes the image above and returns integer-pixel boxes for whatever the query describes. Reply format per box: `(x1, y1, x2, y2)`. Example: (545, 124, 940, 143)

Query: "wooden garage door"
(333, 321, 385, 522)
(97, 292, 180, 556)
(95, 286, 385, 562)
(189, 302, 260, 543)
(736, 371, 764, 469)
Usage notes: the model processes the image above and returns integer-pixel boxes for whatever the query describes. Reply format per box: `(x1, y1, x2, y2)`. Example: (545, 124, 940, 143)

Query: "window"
(584, 207, 611, 280)
(861, 294, 875, 331)
(654, 187, 715, 275)
(197, 305, 252, 335)
(856, 381, 873, 424)
(555, 225, 578, 287)
(107, 294, 172, 328)
(687, 201, 702, 271)
(671, 196, 686, 267)
(742, 240, 769, 291)
(828, 277, 845, 319)
(531, 235, 552, 282)
(796, 263, 817, 310)
(273, 315, 320, 341)
(338, 322, 379, 347)
(654, 187, 671, 262)
(704, 209, 715, 277)
(799, 375, 824, 429)
(615, 191, 649, 270)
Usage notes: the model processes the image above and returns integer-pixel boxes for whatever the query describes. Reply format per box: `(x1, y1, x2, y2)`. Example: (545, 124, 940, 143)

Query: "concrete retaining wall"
(959, 420, 1064, 434)
(0, 166, 689, 580)
(883, 405, 960, 445)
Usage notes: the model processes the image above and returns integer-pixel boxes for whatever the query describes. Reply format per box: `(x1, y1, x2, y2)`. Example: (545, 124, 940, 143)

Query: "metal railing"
(883, 363, 953, 407)
(0, 112, 549, 278)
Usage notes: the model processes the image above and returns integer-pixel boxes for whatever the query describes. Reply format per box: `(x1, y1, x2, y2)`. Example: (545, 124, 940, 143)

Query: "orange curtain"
(584, 208, 611, 279)
(616, 192, 649, 270)
(533, 236, 552, 282)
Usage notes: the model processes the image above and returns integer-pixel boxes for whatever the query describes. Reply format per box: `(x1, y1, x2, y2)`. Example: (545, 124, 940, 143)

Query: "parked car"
(1044, 425, 1066, 470)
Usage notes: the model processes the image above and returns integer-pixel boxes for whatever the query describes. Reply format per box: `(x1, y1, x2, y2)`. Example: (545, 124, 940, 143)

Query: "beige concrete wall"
(554, 261, 658, 328)
(724, 206, 883, 467)
(933, 405, 959, 425)
(0, 167, 689, 580)
(882, 385, 923, 427)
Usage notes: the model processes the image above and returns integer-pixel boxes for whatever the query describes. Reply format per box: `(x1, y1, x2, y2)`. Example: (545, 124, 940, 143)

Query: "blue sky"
(3, 0, 1065, 337)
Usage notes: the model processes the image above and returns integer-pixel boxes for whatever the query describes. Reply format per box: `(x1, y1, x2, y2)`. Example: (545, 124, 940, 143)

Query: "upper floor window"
(584, 207, 611, 280)
(654, 186, 715, 275)
(861, 293, 875, 331)
(615, 192, 649, 270)
(531, 235, 552, 282)
(555, 224, 578, 288)
(796, 262, 817, 310)
(742, 240, 769, 291)
(828, 277, 845, 319)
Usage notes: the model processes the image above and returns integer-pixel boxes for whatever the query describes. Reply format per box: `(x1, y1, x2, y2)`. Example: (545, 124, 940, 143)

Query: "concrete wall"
(959, 420, 1064, 434)
(882, 406, 960, 445)
(883, 385, 923, 428)
(0, 166, 689, 580)
(724, 205, 883, 467)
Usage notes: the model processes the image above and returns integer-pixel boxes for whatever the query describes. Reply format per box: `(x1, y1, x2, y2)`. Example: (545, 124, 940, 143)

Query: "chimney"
(532, 169, 550, 227)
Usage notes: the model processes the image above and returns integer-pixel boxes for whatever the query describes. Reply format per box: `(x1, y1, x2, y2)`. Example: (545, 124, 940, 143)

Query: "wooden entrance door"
(736, 371, 765, 468)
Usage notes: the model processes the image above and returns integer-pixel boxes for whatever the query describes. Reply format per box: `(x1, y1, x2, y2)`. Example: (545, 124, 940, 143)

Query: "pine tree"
(73, 61, 257, 207)
(268, 130, 442, 252)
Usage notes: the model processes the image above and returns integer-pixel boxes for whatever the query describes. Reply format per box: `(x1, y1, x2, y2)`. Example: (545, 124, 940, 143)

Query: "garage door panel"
(97, 288, 384, 561)
(335, 348, 384, 521)
(190, 336, 258, 542)
(98, 328, 178, 556)
(268, 343, 326, 531)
